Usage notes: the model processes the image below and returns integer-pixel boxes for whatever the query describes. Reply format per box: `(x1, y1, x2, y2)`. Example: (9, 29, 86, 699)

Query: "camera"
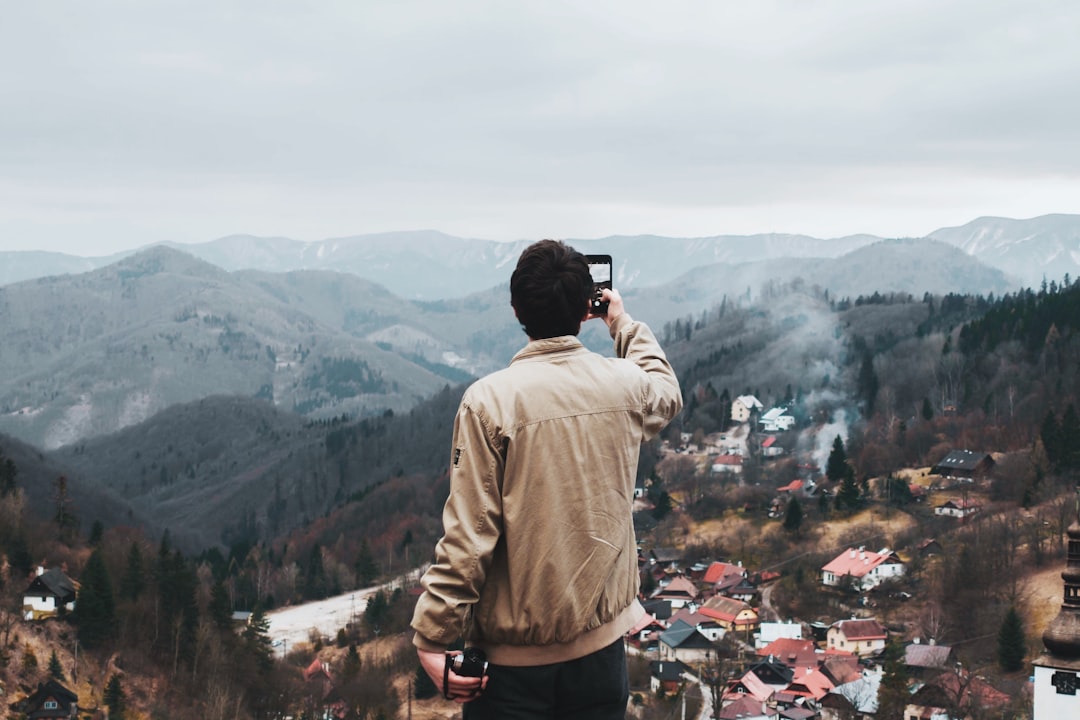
(450, 647, 488, 678)
(587, 254, 612, 315)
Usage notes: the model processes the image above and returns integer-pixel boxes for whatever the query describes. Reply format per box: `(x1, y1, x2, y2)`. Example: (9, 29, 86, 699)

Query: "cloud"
(2, 0, 1079, 254)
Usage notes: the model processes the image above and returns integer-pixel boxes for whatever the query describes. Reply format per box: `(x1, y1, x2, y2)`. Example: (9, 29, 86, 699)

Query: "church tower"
(1033, 488, 1080, 717)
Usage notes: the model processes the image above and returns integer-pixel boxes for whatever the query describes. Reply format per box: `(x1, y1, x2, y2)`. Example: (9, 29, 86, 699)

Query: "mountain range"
(0, 233, 1019, 452)
(2, 214, 1077, 298)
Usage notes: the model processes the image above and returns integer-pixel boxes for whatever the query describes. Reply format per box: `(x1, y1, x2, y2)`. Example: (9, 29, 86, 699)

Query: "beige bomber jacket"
(410, 313, 683, 666)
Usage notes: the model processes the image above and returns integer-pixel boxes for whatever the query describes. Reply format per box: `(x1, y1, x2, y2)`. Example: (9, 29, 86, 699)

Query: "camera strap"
(443, 653, 453, 700)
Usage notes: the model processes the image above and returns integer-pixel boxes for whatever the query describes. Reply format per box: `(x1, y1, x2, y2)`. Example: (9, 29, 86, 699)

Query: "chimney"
(36, 566, 45, 576)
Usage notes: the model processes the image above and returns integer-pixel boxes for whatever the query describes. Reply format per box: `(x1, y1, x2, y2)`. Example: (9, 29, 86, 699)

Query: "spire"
(1042, 486, 1080, 659)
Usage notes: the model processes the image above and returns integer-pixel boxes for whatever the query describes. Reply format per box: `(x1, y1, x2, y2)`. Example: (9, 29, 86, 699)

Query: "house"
(905, 669, 1010, 719)
(821, 547, 905, 591)
(11, 679, 79, 719)
(627, 612, 667, 651)
(776, 479, 804, 494)
(784, 666, 835, 701)
(762, 435, 785, 457)
(651, 576, 700, 608)
(917, 538, 943, 556)
(703, 561, 748, 596)
(669, 606, 726, 642)
(934, 497, 981, 519)
(827, 618, 888, 658)
(758, 638, 819, 668)
(732, 395, 763, 423)
(930, 450, 995, 482)
(659, 619, 717, 663)
(22, 567, 77, 621)
(711, 454, 744, 474)
(650, 660, 689, 695)
(303, 658, 348, 719)
(903, 639, 953, 679)
(755, 620, 803, 650)
(760, 407, 796, 432)
(717, 695, 777, 720)
(820, 668, 880, 720)
(699, 595, 760, 635)
(649, 547, 684, 571)
(725, 656, 794, 703)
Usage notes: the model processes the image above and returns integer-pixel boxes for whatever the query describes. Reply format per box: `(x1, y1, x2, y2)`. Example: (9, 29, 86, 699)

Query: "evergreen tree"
(998, 606, 1026, 672)
(73, 548, 117, 649)
(341, 643, 361, 683)
(857, 352, 879, 415)
(364, 590, 389, 633)
(47, 649, 65, 680)
(119, 541, 145, 602)
(825, 435, 849, 484)
(0, 451, 17, 497)
(1042, 410, 1063, 467)
(921, 397, 934, 421)
(1061, 403, 1080, 469)
(242, 604, 274, 672)
(825, 435, 860, 511)
(876, 639, 910, 720)
(88, 520, 104, 546)
(355, 539, 378, 587)
(104, 674, 126, 720)
(209, 579, 233, 630)
(782, 496, 804, 536)
(21, 643, 37, 672)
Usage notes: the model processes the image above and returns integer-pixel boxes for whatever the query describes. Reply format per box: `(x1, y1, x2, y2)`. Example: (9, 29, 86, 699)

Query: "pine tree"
(825, 435, 849, 484)
(356, 539, 378, 587)
(104, 674, 126, 720)
(73, 548, 117, 649)
(997, 606, 1026, 672)
(242, 604, 274, 672)
(782, 496, 804, 536)
(209, 579, 233, 629)
(876, 639, 910, 720)
(47, 649, 65, 680)
(921, 397, 934, 421)
(119, 541, 145, 602)
(1061, 403, 1080, 469)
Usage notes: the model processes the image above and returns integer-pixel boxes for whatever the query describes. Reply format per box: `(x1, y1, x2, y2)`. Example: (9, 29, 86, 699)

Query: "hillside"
(0, 247, 469, 449)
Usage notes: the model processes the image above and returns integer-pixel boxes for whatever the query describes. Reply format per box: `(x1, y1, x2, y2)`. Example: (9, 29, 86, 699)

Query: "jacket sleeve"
(610, 313, 683, 440)
(410, 398, 504, 651)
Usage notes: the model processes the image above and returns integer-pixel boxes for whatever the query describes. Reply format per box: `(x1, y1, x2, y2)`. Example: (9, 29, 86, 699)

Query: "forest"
(1, 277, 1079, 719)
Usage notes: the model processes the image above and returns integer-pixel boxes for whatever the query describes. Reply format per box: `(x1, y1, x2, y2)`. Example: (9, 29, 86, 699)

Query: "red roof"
(822, 547, 899, 579)
(703, 561, 745, 585)
(757, 638, 818, 666)
(762, 436, 777, 448)
(777, 479, 803, 493)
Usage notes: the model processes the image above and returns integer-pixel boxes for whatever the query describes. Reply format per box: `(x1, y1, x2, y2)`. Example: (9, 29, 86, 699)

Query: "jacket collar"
(510, 335, 585, 363)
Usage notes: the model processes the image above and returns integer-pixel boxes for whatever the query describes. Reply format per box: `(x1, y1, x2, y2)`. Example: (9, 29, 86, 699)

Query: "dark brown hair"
(510, 240, 591, 339)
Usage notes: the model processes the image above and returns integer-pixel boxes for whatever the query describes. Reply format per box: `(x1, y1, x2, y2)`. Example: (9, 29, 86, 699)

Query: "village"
(623, 394, 1021, 720)
(5, 393, 1062, 720)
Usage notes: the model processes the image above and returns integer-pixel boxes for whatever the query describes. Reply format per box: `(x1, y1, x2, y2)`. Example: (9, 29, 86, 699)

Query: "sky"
(2, 0, 1079, 256)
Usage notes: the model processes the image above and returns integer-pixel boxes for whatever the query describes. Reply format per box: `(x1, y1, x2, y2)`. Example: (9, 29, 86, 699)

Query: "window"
(44, 701, 58, 709)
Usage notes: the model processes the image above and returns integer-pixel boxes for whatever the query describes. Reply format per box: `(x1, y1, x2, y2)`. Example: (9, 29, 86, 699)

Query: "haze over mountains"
(0, 217, 1054, 454)
(2, 214, 1077, 297)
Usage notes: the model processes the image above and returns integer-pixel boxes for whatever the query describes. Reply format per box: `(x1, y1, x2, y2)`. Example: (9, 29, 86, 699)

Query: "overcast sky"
(2, 1, 1078, 256)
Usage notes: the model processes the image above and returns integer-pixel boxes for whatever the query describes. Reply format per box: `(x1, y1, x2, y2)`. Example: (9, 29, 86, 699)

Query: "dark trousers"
(463, 639, 629, 720)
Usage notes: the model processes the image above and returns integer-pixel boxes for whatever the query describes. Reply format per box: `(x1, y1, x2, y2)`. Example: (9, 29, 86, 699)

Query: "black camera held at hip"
(451, 647, 488, 677)
(443, 647, 488, 700)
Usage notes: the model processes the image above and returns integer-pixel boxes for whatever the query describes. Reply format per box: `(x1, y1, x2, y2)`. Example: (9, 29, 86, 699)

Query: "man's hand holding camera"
(417, 647, 488, 704)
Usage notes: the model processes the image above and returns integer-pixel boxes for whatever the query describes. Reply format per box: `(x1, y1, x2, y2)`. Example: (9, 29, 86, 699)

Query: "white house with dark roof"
(22, 567, 77, 621)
